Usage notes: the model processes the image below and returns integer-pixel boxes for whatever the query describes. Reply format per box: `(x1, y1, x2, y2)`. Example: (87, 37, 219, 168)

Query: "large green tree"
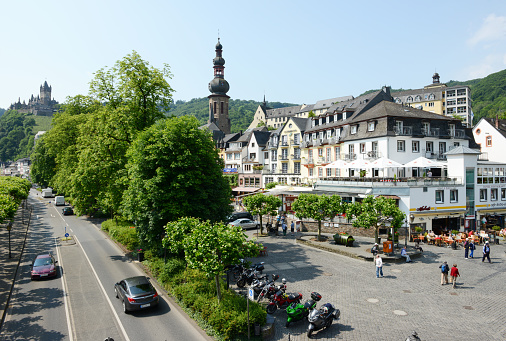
(346, 195, 405, 244)
(0, 177, 31, 223)
(242, 193, 282, 234)
(292, 193, 345, 240)
(122, 115, 233, 248)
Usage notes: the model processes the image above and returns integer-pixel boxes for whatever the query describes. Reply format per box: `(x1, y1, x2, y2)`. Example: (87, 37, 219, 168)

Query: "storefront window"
(491, 188, 498, 201)
(435, 190, 444, 203)
(450, 190, 458, 203)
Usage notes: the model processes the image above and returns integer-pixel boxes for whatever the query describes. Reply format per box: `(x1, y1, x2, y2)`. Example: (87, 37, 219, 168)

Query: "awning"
(232, 187, 261, 193)
(376, 195, 400, 199)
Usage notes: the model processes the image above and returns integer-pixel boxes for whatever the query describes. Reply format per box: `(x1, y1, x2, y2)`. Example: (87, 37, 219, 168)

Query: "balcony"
(292, 154, 301, 160)
(449, 129, 465, 138)
(291, 139, 300, 146)
(394, 126, 413, 135)
(242, 156, 258, 163)
(478, 152, 488, 161)
(366, 151, 381, 159)
(279, 155, 289, 161)
(316, 176, 463, 188)
(281, 140, 289, 147)
(422, 128, 440, 137)
(343, 153, 357, 161)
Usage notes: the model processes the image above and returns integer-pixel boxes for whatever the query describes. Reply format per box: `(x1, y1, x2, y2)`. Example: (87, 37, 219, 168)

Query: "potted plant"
(359, 170, 367, 178)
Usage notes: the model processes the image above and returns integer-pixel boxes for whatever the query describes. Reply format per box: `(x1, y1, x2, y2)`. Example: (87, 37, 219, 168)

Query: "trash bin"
(383, 241, 393, 254)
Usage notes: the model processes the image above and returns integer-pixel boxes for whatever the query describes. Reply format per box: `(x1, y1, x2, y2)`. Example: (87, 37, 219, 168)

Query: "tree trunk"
(259, 215, 263, 234)
(215, 274, 222, 302)
(375, 226, 379, 244)
(318, 220, 322, 241)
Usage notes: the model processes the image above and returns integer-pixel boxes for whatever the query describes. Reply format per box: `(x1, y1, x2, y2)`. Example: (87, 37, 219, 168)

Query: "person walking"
(375, 255, 384, 278)
(450, 264, 460, 288)
(482, 240, 491, 263)
(463, 238, 470, 259)
(469, 240, 475, 258)
(290, 221, 295, 234)
(282, 221, 287, 236)
(439, 261, 449, 285)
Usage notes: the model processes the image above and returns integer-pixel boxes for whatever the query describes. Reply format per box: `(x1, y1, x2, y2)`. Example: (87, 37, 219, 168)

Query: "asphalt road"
(1, 190, 211, 341)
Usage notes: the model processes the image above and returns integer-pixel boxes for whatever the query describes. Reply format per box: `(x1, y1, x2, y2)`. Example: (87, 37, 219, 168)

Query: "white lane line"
(55, 237, 75, 341)
(74, 235, 131, 341)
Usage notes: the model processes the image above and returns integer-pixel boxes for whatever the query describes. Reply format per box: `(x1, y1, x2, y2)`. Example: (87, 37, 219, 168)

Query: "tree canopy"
(0, 176, 31, 223)
(0, 110, 36, 162)
(122, 115, 232, 247)
(242, 193, 281, 234)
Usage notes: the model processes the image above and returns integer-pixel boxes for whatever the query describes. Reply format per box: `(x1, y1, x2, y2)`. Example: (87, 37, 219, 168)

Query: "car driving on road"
(31, 254, 58, 280)
(62, 206, 74, 215)
(229, 218, 260, 230)
(114, 276, 159, 313)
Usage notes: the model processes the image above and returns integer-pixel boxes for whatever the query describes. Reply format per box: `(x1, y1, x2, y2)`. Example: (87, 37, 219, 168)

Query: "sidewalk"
(0, 203, 31, 330)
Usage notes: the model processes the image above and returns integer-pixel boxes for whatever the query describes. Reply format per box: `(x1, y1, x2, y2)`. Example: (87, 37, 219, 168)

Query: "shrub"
(101, 218, 139, 251)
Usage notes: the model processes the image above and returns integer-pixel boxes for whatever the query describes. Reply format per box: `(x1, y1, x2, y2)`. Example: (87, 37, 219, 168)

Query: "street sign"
(65, 233, 69, 237)
(248, 287, 255, 301)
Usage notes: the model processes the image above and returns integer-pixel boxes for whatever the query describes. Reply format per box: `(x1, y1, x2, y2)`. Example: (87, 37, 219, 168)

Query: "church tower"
(208, 38, 231, 134)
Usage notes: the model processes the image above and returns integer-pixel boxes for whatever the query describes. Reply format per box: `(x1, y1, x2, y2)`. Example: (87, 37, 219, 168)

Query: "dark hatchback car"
(227, 211, 254, 223)
(31, 254, 58, 280)
(62, 207, 74, 215)
(114, 276, 159, 313)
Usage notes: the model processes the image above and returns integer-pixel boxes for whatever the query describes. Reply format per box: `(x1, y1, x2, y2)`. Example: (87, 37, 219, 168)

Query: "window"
(428, 102, 434, 107)
(318, 148, 323, 157)
(282, 163, 288, 174)
(486, 136, 492, 147)
(450, 190, 458, 203)
(395, 121, 403, 132)
(480, 189, 487, 201)
(351, 125, 357, 134)
(318, 168, 323, 177)
(406, 96, 413, 103)
(360, 143, 366, 153)
(426, 141, 433, 152)
(502, 188, 506, 201)
(251, 143, 255, 147)
(264, 152, 269, 160)
(335, 146, 340, 161)
(397, 140, 405, 152)
(227, 153, 233, 160)
(439, 142, 446, 154)
(457, 106, 467, 113)
(294, 162, 300, 174)
(326, 130, 332, 139)
(309, 168, 313, 177)
(326, 168, 332, 177)
(435, 190, 444, 203)
(319, 131, 324, 139)
(412, 141, 419, 153)
(491, 188, 498, 201)
(368, 121, 375, 131)
(234, 152, 240, 160)
(294, 133, 300, 144)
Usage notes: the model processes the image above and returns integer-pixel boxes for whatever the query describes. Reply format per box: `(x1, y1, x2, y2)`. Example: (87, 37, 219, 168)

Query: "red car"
(31, 254, 58, 280)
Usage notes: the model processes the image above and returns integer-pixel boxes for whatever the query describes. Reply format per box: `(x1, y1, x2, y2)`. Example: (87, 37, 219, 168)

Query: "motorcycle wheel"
(237, 278, 246, 288)
(307, 329, 313, 338)
(326, 318, 333, 329)
(266, 304, 277, 314)
(285, 321, 291, 328)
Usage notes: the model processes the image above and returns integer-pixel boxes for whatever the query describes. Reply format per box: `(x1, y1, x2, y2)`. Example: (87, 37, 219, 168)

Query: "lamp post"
(7, 221, 12, 258)
(404, 218, 408, 248)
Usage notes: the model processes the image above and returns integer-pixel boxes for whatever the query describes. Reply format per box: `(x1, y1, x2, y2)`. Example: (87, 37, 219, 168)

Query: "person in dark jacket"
(482, 241, 491, 263)
(463, 238, 470, 259)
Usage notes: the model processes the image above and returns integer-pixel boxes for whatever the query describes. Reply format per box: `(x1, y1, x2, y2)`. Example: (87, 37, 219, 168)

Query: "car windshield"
(129, 283, 153, 296)
(34, 257, 52, 267)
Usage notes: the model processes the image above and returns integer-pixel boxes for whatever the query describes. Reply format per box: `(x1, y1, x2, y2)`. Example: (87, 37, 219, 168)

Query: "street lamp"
(404, 218, 409, 248)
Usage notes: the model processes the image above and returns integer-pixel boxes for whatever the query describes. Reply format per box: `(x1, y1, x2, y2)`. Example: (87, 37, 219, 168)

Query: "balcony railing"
(279, 155, 289, 161)
(281, 141, 289, 147)
(292, 154, 301, 160)
(394, 126, 413, 135)
(316, 176, 463, 187)
(242, 156, 257, 163)
(343, 153, 357, 161)
(449, 129, 465, 138)
(291, 139, 300, 146)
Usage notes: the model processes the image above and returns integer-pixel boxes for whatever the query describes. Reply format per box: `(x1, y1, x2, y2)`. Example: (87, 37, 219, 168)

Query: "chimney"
(496, 114, 499, 129)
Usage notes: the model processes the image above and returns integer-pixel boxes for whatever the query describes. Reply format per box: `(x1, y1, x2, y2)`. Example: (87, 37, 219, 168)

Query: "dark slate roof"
(265, 105, 302, 119)
(391, 88, 443, 103)
(313, 96, 354, 111)
(252, 131, 272, 146)
(223, 133, 241, 143)
(200, 122, 225, 141)
(483, 117, 506, 139)
(299, 104, 315, 113)
(291, 117, 310, 133)
(349, 100, 459, 123)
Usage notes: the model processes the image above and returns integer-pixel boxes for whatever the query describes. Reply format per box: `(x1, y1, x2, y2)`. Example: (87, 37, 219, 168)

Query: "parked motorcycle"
(285, 292, 321, 327)
(236, 262, 265, 288)
(306, 302, 340, 338)
(256, 275, 285, 302)
(225, 259, 248, 280)
(266, 289, 302, 314)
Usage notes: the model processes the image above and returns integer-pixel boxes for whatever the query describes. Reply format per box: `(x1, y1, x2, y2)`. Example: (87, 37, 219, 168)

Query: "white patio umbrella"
(369, 157, 403, 168)
(324, 159, 349, 168)
(403, 156, 447, 168)
(346, 159, 373, 168)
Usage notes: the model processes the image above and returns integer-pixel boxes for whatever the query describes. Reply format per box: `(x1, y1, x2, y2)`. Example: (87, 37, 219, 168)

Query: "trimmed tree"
(292, 193, 345, 241)
(242, 193, 282, 234)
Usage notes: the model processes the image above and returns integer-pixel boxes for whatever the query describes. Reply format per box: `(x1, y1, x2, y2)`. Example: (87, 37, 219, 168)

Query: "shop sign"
(416, 206, 431, 211)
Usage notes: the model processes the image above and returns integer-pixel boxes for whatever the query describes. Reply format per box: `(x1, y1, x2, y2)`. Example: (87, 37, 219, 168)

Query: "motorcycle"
(236, 262, 265, 288)
(306, 302, 340, 338)
(285, 292, 321, 327)
(225, 259, 247, 280)
(266, 289, 302, 314)
(256, 275, 285, 302)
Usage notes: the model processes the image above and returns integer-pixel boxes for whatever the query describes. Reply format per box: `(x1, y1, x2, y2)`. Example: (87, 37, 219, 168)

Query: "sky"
(1, 0, 506, 109)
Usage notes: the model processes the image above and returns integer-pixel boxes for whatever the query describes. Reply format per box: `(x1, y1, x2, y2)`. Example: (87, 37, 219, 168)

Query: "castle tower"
(40, 81, 52, 105)
(208, 38, 231, 134)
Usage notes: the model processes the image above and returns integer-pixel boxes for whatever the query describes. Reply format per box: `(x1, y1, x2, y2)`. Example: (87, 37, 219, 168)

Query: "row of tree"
(242, 193, 405, 243)
(0, 176, 31, 224)
(30, 51, 233, 249)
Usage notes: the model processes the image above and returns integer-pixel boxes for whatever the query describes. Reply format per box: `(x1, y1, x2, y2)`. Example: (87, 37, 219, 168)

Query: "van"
(42, 188, 52, 198)
(228, 212, 254, 223)
(54, 196, 65, 206)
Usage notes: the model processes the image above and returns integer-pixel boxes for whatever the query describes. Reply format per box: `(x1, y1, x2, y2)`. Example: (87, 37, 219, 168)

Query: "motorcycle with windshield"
(285, 292, 321, 327)
(306, 302, 340, 338)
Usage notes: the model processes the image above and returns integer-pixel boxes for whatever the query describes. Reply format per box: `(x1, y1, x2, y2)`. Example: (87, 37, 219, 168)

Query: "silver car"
(229, 218, 259, 230)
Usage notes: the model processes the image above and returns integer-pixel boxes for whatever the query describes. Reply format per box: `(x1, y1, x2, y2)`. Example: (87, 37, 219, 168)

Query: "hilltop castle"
(9, 81, 58, 116)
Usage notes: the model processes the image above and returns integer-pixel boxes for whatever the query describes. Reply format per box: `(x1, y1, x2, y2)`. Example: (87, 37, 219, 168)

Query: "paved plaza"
(244, 231, 506, 340)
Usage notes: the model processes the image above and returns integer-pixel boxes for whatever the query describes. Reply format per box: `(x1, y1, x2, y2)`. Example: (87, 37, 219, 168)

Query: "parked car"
(114, 276, 159, 313)
(227, 211, 254, 222)
(229, 218, 260, 230)
(31, 254, 57, 280)
(62, 207, 74, 215)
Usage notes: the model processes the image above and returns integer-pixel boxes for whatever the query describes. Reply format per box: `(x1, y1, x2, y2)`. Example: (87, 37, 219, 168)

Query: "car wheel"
(115, 287, 118, 299)
(123, 300, 129, 314)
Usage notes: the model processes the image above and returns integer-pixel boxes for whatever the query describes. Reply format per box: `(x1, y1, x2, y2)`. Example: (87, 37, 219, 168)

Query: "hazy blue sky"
(1, 0, 506, 109)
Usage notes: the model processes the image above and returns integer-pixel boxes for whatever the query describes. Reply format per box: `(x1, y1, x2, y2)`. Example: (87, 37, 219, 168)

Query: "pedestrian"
(482, 240, 491, 263)
(290, 221, 295, 233)
(401, 246, 411, 262)
(371, 243, 379, 256)
(375, 255, 384, 278)
(439, 261, 449, 285)
(463, 238, 470, 259)
(450, 264, 460, 288)
(282, 221, 287, 236)
(469, 239, 475, 258)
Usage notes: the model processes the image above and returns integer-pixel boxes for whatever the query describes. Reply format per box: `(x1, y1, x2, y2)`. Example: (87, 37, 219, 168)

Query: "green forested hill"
(0, 108, 5, 118)
(168, 98, 298, 133)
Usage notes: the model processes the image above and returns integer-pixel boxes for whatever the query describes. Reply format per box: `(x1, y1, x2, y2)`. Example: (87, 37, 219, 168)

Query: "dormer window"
(319, 118, 323, 125)
(319, 131, 324, 139)
(395, 98, 402, 104)
(406, 96, 413, 103)
(367, 121, 375, 132)
(312, 133, 317, 140)
(326, 130, 332, 139)
(343, 112, 347, 120)
(334, 114, 338, 121)
(351, 125, 357, 134)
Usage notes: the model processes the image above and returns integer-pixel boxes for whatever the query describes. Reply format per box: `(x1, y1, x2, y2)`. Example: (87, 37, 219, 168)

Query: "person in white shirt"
(401, 246, 412, 262)
(375, 255, 383, 278)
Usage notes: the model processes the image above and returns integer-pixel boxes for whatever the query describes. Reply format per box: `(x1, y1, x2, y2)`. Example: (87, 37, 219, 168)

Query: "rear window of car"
(129, 282, 153, 295)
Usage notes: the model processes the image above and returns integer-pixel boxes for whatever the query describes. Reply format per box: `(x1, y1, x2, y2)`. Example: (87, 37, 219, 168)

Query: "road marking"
(74, 235, 131, 341)
(55, 237, 75, 341)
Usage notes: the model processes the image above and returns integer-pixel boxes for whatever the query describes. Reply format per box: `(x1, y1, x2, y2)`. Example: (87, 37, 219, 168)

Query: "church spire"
(208, 38, 231, 134)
